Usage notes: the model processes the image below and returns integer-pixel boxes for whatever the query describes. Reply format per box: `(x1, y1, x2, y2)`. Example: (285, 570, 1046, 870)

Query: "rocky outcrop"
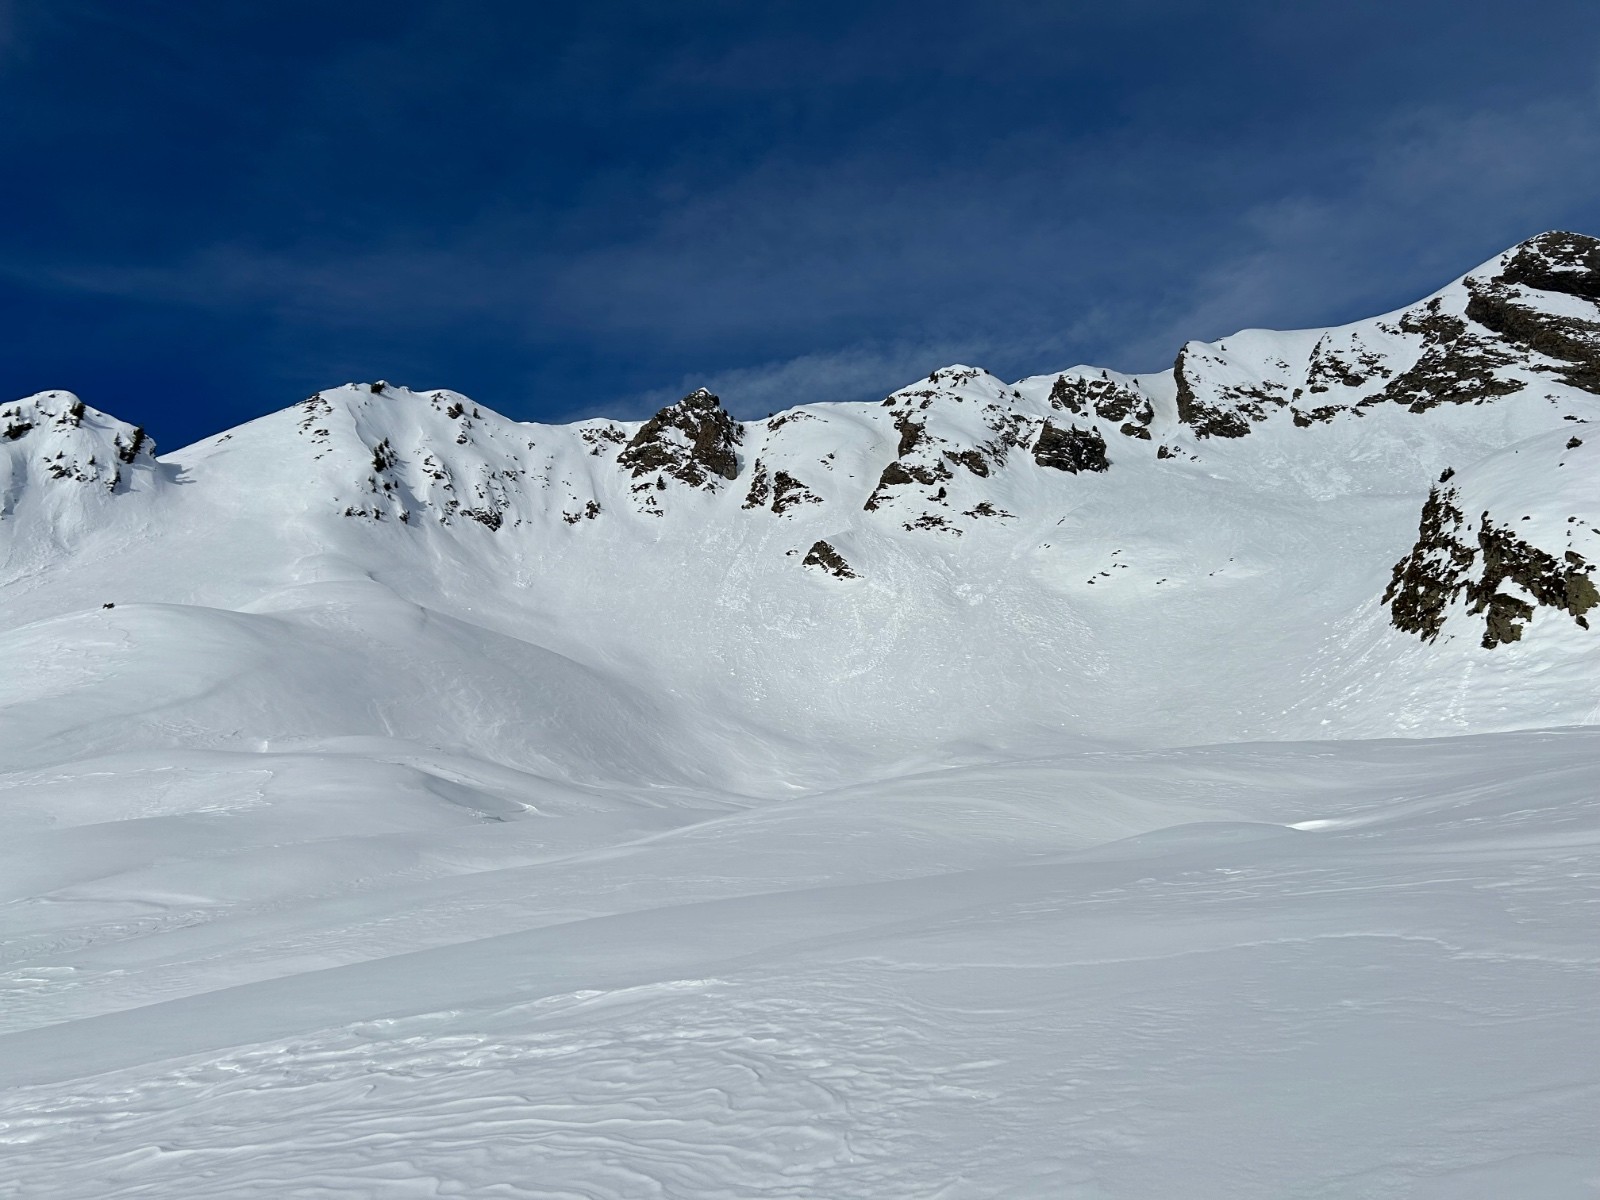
(864, 458, 951, 510)
(1497, 230, 1600, 300)
(1463, 282, 1600, 394)
(863, 410, 953, 511)
(1471, 522, 1599, 647)
(742, 459, 772, 509)
(618, 389, 743, 489)
(1367, 301, 1524, 412)
(1162, 233, 1600, 438)
(771, 470, 821, 514)
(1048, 373, 1154, 439)
(743, 459, 821, 515)
(1384, 449, 1599, 649)
(1173, 348, 1256, 438)
(1033, 421, 1109, 473)
(1382, 479, 1477, 641)
(802, 539, 856, 579)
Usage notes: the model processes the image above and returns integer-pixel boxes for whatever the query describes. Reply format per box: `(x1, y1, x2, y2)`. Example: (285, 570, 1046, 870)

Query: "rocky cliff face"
(1385, 429, 1599, 648)
(618, 389, 743, 492)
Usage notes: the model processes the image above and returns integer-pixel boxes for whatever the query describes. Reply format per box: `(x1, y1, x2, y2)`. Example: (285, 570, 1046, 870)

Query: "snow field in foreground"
(1, 732, 1597, 1198)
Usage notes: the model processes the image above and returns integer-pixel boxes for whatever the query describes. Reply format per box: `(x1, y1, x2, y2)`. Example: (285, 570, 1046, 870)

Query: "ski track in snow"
(1, 736, 1599, 1198)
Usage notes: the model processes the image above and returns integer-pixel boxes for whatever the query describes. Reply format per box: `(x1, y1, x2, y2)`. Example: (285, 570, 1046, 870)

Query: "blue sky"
(3, 0, 1600, 449)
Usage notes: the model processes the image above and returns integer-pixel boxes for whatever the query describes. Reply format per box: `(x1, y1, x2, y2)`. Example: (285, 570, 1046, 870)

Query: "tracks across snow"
(2, 734, 1599, 1197)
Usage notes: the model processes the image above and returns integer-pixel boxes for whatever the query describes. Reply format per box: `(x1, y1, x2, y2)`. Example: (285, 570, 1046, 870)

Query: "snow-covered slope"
(2, 232, 1599, 1198)
(4, 234, 1597, 770)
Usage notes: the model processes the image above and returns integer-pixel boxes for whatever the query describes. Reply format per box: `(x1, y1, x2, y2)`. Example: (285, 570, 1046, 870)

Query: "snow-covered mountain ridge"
(2, 232, 1598, 771)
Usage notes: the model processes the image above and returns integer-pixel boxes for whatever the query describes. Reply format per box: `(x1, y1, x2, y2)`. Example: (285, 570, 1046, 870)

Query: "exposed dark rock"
(618, 388, 743, 489)
(738, 457, 823, 515)
(1398, 300, 1467, 344)
(1365, 300, 1523, 412)
(893, 413, 926, 457)
(297, 394, 333, 439)
(1497, 231, 1600, 300)
(1464, 282, 1600, 394)
(114, 428, 147, 464)
(927, 366, 982, 387)
(742, 459, 771, 509)
(1174, 348, 1252, 438)
(1304, 336, 1388, 396)
(766, 410, 817, 433)
(1048, 374, 1084, 413)
(962, 501, 1014, 519)
(579, 424, 626, 455)
(980, 409, 1034, 461)
(771, 470, 821, 514)
(1048, 373, 1154, 436)
(1383, 485, 1476, 641)
(802, 539, 856, 579)
(903, 513, 960, 534)
(1385, 479, 1598, 647)
(1471, 520, 1598, 645)
(944, 448, 991, 477)
(863, 458, 951, 511)
(1033, 421, 1109, 473)
(1291, 404, 1345, 427)
(877, 462, 914, 490)
(1092, 384, 1145, 424)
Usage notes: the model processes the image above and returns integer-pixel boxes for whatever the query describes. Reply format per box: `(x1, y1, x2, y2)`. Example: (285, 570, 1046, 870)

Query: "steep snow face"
(0, 391, 165, 570)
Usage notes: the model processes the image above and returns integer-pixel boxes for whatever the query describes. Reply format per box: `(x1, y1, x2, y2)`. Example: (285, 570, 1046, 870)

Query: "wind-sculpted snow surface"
(1, 234, 1599, 1197)
(1, 736, 1598, 1198)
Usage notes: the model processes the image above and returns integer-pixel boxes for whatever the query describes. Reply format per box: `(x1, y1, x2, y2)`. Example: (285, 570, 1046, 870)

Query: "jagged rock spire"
(618, 388, 743, 489)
